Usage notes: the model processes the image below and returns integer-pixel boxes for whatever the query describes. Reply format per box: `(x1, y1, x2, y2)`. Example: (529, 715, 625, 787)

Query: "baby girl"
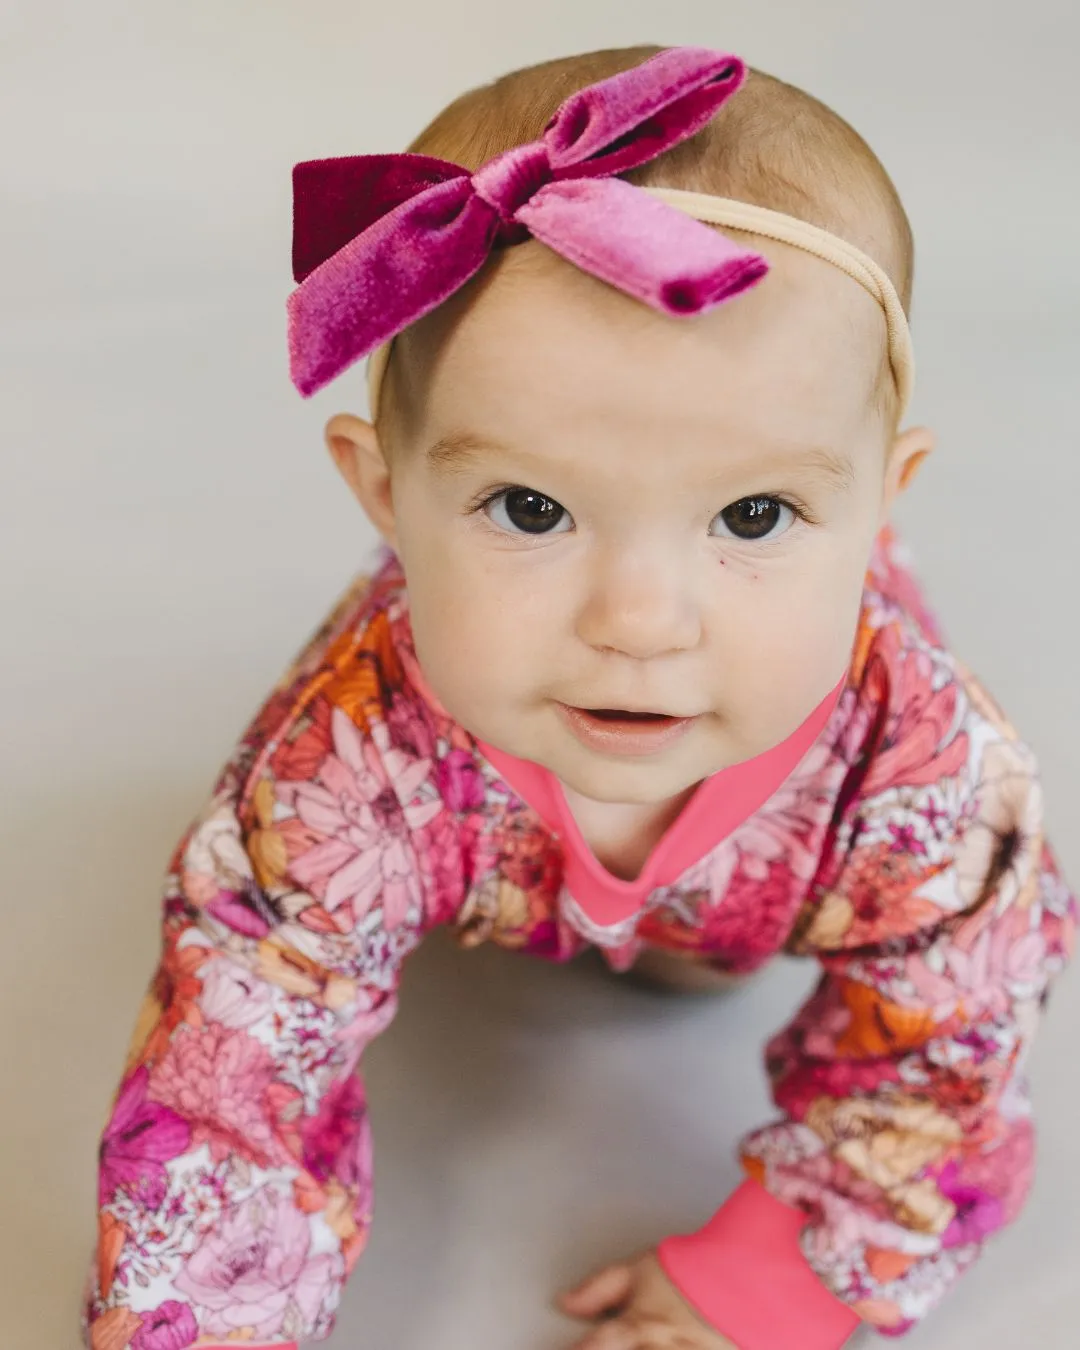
(82, 43, 1076, 1350)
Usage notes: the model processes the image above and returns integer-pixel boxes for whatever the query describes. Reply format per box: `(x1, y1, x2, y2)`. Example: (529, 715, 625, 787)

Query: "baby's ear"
(881, 425, 935, 519)
(324, 412, 398, 548)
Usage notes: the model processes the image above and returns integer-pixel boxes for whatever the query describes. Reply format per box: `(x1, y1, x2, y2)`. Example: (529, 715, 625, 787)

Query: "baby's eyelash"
(465, 485, 820, 528)
(767, 494, 818, 526)
(466, 484, 521, 514)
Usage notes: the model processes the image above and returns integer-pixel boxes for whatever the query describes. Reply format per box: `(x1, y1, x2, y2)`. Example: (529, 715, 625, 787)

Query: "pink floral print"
(278, 706, 441, 927)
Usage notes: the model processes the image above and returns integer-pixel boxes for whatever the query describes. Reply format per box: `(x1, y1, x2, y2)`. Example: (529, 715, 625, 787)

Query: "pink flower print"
(279, 706, 441, 928)
(731, 738, 839, 885)
(132, 1301, 199, 1350)
(436, 748, 486, 813)
(856, 635, 970, 797)
(98, 1066, 191, 1209)
(197, 955, 273, 1029)
(148, 1024, 289, 1170)
(957, 1119, 1035, 1228)
(766, 1153, 932, 1263)
(300, 1071, 371, 1192)
(905, 909, 1047, 1022)
(173, 1185, 339, 1340)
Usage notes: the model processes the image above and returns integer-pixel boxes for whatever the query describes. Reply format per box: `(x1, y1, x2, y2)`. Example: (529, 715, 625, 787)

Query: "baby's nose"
(576, 547, 702, 660)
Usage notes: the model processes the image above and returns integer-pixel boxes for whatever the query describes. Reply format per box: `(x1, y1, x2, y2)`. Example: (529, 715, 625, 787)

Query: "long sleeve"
(660, 628, 1076, 1345)
(82, 576, 460, 1349)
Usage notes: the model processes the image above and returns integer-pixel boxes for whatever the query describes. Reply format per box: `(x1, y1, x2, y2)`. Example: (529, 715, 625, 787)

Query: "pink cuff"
(657, 1179, 862, 1350)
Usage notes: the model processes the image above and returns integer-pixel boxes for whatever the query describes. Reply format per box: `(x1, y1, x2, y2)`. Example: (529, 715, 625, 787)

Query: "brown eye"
(485, 487, 571, 535)
(712, 496, 795, 542)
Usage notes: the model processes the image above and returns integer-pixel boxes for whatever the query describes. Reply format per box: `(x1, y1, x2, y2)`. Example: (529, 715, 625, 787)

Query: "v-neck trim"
(474, 677, 845, 928)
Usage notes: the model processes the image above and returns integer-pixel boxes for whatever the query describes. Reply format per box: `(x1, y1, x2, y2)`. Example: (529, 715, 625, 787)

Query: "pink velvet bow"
(287, 46, 770, 397)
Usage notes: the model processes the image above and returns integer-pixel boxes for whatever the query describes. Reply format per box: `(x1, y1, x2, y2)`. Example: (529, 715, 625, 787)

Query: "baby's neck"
(558, 783, 698, 882)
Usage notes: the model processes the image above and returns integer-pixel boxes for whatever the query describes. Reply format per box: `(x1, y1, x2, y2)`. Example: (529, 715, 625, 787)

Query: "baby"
(82, 44, 1076, 1350)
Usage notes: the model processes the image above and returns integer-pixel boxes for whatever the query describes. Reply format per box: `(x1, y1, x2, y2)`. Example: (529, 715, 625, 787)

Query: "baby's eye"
(709, 495, 797, 542)
(483, 487, 573, 535)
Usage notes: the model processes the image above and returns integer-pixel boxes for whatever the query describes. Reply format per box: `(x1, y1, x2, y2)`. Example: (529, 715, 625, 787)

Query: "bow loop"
(542, 47, 745, 178)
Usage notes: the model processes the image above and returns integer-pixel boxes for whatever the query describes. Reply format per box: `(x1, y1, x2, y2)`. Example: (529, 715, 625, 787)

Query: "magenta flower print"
(173, 1185, 339, 1340)
(278, 706, 441, 927)
(936, 1163, 1004, 1248)
(385, 688, 437, 761)
(701, 858, 802, 970)
(436, 748, 486, 813)
(300, 1070, 371, 1191)
(148, 1023, 289, 1170)
(132, 1301, 199, 1350)
(98, 1066, 191, 1209)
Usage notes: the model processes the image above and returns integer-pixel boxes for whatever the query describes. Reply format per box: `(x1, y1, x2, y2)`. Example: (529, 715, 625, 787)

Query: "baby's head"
(326, 45, 934, 807)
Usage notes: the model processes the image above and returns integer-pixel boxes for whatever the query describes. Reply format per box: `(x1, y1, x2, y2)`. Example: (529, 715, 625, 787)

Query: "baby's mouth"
(583, 708, 676, 722)
(557, 703, 698, 757)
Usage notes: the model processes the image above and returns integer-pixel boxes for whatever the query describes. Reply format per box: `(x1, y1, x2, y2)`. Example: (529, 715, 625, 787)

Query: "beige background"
(2, 2, 1078, 1346)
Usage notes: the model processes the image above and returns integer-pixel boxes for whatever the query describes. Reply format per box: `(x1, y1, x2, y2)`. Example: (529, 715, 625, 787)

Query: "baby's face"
(359, 240, 914, 807)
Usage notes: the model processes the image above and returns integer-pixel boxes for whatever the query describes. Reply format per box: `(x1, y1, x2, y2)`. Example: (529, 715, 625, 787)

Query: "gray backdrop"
(2, 2, 1077, 1346)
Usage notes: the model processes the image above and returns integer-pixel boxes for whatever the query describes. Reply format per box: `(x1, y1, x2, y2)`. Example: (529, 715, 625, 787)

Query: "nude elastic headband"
(285, 46, 914, 418)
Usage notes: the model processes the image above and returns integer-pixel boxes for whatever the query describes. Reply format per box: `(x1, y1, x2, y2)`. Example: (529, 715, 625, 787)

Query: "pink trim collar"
(474, 679, 845, 928)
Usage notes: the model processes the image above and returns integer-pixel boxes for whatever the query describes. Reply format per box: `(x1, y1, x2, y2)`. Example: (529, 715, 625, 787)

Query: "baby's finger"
(569, 1316, 640, 1350)
(558, 1263, 634, 1318)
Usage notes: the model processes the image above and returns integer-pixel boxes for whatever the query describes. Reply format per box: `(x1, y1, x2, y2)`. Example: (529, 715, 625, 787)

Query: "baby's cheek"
(718, 574, 858, 742)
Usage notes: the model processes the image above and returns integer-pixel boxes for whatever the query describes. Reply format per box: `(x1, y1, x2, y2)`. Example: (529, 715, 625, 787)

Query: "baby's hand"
(556, 1249, 738, 1348)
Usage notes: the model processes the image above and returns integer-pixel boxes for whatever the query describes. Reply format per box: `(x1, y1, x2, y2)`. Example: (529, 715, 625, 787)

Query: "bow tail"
(287, 179, 495, 397)
(517, 176, 768, 317)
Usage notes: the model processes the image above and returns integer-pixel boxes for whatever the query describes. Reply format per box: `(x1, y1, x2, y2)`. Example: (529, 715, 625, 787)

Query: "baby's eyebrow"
(777, 444, 857, 492)
(425, 430, 516, 476)
(426, 429, 856, 492)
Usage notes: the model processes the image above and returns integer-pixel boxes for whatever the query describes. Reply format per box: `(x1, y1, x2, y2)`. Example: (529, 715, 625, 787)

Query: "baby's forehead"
(401, 237, 885, 439)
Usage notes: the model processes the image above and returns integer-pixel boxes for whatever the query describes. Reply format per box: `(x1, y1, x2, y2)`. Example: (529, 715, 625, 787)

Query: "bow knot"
(472, 142, 555, 229)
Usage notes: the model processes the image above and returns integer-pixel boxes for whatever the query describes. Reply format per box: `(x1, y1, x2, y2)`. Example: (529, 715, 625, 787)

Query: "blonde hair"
(377, 44, 915, 449)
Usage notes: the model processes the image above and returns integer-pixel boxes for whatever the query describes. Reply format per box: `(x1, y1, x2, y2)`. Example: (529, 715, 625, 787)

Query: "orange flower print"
(864, 1245, 918, 1284)
(833, 979, 936, 1057)
(321, 609, 406, 731)
(126, 932, 208, 1070)
(95, 1211, 128, 1300)
(248, 776, 289, 891)
(270, 696, 335, 783)
(89, 1307, 142, 1350)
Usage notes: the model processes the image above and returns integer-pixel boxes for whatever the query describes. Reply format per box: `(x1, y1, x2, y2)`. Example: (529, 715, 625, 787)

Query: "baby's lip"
(574, 706, 692, 719)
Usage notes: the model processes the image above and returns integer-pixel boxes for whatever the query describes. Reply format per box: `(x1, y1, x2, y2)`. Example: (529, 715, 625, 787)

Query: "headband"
(286, 46, 914, 419)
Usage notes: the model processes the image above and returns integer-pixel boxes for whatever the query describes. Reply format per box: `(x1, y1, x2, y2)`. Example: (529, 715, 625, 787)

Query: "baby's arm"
(82, 584, 450, 1348)
(660, 653, 1076, 1346)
